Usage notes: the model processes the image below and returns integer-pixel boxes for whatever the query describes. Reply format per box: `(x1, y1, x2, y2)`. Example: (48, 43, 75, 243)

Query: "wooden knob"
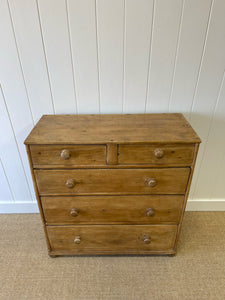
(146, 208, 155, 217)
(143, 236, 151, 244)
(61, 149, 71, 160)
(146, 178, 157, 187)
(154, 148, 164, 158)
(70, 208, 79, 217)
(66, 178, 76, 188)
(74, 236, 81, 244)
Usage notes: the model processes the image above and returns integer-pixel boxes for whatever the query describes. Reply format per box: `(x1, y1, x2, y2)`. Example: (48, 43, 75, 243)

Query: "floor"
(0, 212, 225, 300)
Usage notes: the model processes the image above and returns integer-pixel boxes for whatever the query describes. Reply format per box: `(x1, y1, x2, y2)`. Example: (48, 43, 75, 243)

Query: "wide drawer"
(118, 144, 194, 166)
(42, 195, 184, 225)
(35, 168, 190, 195)
(30, 145, 106, 166)
(47, 225, 177, 255)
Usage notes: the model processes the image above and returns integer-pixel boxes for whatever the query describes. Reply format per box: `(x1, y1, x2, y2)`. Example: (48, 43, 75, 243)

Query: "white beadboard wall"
(0, 0, 225, 213)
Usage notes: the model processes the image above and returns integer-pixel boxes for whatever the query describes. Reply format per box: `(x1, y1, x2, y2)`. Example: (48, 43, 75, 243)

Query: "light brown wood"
(24, 114, 201, 145)
(30, 163, 198, 169)
(25, 145, 52, 253)
(41, 195, 184, 225)
(30, 145, 106, 166)
(34, 168, 190, 195)
(106, 143, 118, 165)
(118, 144, 195, 166)
(49, 248, 176, 256)
(24, 113, 201, 256)
(173, 143, 200, 251)
(46, 225, 177, 254)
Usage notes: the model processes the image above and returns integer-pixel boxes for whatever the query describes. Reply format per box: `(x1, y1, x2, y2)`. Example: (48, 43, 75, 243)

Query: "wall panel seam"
(212, 146, 225, 200)
(209, 83, 225, 199)
(145, 0, 155, 113)
(168, 0, 185, 112)
(0, 84, 33, 200)
(122, 0, 126, 114)
(65, 0, 78, 114)
(36, 0, 55, 114)
(189, 0, 214, 120)
(6, 0, 35, 125)
(193, 71, 225, 200)
(95, 0, 101, 114)
(0, 158, 14, 202)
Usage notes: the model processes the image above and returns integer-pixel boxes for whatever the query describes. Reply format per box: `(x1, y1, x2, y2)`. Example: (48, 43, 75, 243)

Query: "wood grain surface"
(41, 195, 184, 225)
(118, 144, 194, 165)
(24, 114, 201, 145)
(30, 145, 106, 166)
(34, 168, 190, 195)
(24, 113, 200, 256)
(47, 224, 177, 254)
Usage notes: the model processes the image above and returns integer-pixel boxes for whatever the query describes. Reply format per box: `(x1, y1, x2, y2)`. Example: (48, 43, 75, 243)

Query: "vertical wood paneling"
(0, 86, 32, 202)
(37, 0, 77, 114)
(97, 0, 124, 113)
(8, 0, 54, 122)
(123, 0, 154, 113)
(146, 0, 183, 112)
(68, 0, 99, 114)
(0, 0, 225, 209)
(213, 151, 225, 200)
(212, 80, 225, 200)
(169, 0, 212, 116)
(0, 0, 35, 201)
(194, 73, 225, 200)
(0, 160, 13, 202)
(189, 0, 225, 200)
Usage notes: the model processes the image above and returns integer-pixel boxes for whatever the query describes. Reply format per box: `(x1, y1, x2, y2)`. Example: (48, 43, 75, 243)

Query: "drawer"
(47, 225, 177, 255)
(42, 195, 184, 225)
(30, 145, 106, 167)
(35, 168, 190, 195)
(118, 144, 194, 166)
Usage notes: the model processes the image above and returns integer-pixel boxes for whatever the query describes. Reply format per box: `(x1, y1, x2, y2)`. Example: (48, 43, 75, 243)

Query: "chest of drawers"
(24, 113, 201, 256)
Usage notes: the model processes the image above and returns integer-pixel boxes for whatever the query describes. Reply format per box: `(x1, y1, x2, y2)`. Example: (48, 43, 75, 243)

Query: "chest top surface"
(24, 113, 201, 145)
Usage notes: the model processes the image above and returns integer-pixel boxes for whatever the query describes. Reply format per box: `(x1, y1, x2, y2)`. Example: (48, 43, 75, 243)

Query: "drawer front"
(42, 195, 184, 225)
(35, 168, 190, 195)
(118, 144, 194, 166)
(30, 145, 106, 166)
(47, 225, 177, 254)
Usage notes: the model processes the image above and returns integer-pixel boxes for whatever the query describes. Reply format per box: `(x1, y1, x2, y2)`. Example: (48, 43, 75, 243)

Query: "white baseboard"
(185, 200, 225, 211)
(0, 200, 225, 213)
(0, 202, 39, 213)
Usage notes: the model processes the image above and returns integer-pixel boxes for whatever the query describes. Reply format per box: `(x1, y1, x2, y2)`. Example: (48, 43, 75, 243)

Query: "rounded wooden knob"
(66, 178, 76, 188)
(74, 236, 81, 244)
(70, 208, 79, 217)
(61, 149, 71, 160)
(146, 178, 157, 187)
(146, 208, 155, 217)
(143, 236, 151, 244)
(154, 148, 164, 158)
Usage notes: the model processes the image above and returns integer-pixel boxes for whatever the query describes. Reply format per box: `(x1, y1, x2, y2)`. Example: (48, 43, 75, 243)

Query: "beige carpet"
(0, 213, 225, 300)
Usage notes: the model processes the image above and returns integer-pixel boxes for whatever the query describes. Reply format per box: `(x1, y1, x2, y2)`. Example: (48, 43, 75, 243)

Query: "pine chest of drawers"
(24, 113, 201, 257)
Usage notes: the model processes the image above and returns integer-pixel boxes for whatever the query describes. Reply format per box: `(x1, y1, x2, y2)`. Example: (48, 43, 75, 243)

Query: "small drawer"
(30, 145, 106, 167)
(118, 144, 194, 166)
(47, 225, 177, 255)
(34, 168, 190, 195)
(42, 195, 184, 225)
